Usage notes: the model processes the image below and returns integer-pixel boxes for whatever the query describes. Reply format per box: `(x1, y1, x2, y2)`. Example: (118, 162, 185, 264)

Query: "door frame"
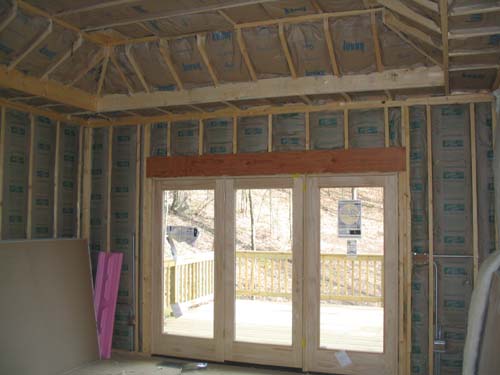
(223, 176, 304, 368)
(151, 178, 225, 361)
(303, 173, 399, 375)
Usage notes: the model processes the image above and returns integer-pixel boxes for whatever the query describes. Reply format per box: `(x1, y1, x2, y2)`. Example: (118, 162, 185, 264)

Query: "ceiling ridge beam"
(278, 23, 298, 78)
(8, 20, 53, 71)
(377, 0, 441, 33)
(42, 35, 83, 80)
(125, 45, 150, 93)
(97, 66, 444, 112)
(196, 33, 219, 86)
(82, 0, 281, 32)
(0, 0, 18, 33)
(158, 41, 185, 91)
(0, 65, 97, 111)
(383, 11, 441, 50)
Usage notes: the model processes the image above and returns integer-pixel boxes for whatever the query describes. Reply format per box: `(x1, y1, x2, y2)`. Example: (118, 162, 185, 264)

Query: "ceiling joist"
(97, 66, 444, 112)
(449, 4, 500, 16)
(449, 27, 500, 40)
(409, 0, 439, 13)
(0, 66, 96, 111)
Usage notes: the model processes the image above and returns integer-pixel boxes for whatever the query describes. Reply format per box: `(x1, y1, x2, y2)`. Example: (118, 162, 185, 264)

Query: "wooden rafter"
(109, 50, 134, 94)
(449, 27, 500, 40)
(323, 19, 340, 76)
(158, 41, 184, 91)
(278, 23, 297, 78)
(0, 0, 17, 33)
(125, 45, 150, 93)
(97, 48, 110, 96)
(383, 11, 441, 50)
(83, 0, 280, 32)
(0, 66, 96, 111)
(410, 0, 438, 13)
(236, 28, 257, 81)
(310, 0, 324, 13)
(439, 0, 449, 94)
(97, 66, 444, 112)
(384, 21, 443, 67)
(449, 64, 499, 72)
(449, 49, 500, 57)
(8, 20, 53, 71)
(41, 35, 83, 80)
(70, 50, 106, 86)
(222, 101, 239, 110)
(56, 0, 150, 16)
(196, 33, 219, 86)
(217, 10, 237, 26)
(450, 4, 500, 16)
(493, 69, 500, 91)
(370, 12, 383, 72)
(377, 0, 440, 33)
(17, 1, 107, 46)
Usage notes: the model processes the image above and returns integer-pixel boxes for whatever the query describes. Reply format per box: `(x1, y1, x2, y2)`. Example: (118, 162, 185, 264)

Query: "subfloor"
(165, 299, 383, 352)
(65, 353, 302, 375)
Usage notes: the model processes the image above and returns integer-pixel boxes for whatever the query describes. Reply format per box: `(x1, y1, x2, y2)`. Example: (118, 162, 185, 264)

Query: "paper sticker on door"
(338, 200, 362, 238)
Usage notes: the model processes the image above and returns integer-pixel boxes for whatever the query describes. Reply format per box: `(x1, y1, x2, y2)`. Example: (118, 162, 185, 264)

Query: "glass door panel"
(319, 187, 384, 352)
(234, 188, 293, 346)
(163, 189, 215, 339)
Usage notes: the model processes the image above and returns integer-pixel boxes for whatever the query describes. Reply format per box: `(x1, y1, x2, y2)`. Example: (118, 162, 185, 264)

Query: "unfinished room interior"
(1, 0, 500, 374)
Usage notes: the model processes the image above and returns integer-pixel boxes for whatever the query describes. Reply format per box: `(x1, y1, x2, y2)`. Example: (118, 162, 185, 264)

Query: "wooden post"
(76, 124, 84, 238)
(81, 127, 92, 240)
(199, 119, 204, 156)
(134, 124, 141, 352)
(384, 106, 390, 147)
(470, 103, 479, 279)
(233, 115, 237, 154)
(268, 114, 272, 152)
(343, 109, 349, 149)
(0, 107, 5, 239)
(26, 114, 35, 239)
(53, 121, 61, 238)
(426, 104, 434, 375)
(106, 126, 113, 252)
(305, 111, 310, 150)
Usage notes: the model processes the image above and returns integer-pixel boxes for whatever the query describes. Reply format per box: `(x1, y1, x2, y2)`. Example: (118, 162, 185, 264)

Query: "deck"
(164, 299, 383, 353)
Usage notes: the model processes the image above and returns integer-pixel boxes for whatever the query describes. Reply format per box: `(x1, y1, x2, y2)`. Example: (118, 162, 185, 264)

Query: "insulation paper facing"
(168, 37, 212, 88)
(203, 117, 233, 155)
(309, 111, 344, 150)
(31, 116, 56, 239)
(411, 264, 429, 375)
(348, 109, 385, 148)
(171, 120, 199, 156)
(1, 110, 30, 239)
(58, 124, 79, 238)
(330, 15, 376, 75)
(431, 105, 472, 256)
(110, 126, 138, 351)
(475, 102, 496, 263)
(286, 22, 330, 77)
(272, 113, 306, 151)
(389, 107, 402, 147)
(237, 116, 268, 153)
(150, 122, 168, 157)
(206, 31, 250, 83)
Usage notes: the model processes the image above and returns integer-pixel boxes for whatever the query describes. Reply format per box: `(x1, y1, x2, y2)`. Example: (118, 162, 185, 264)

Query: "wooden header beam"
(147, 147, 406, 178)
(0, 66, 97, 111)
(97, 66, 444, 112)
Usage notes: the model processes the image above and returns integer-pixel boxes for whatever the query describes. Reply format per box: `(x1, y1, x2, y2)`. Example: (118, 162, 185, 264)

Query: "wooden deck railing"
(164, 251, 384, 312)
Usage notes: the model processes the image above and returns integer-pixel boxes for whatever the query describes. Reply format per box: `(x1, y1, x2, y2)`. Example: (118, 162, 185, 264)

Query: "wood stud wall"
(0, 94, 497, 374)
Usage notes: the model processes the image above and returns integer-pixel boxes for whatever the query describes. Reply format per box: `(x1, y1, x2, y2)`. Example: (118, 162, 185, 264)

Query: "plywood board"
(0, 239, 99, 375)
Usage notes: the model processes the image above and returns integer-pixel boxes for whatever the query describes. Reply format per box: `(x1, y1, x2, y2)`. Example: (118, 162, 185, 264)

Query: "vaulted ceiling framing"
(0, 0, 498, 125)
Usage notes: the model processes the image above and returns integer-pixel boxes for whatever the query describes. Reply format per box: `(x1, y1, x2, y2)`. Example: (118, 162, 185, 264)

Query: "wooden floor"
(164, 299, 383, 352)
